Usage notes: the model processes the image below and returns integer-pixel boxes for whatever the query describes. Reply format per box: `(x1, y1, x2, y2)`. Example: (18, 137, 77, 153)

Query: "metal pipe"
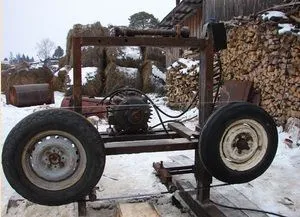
(113, 26, 190, 38)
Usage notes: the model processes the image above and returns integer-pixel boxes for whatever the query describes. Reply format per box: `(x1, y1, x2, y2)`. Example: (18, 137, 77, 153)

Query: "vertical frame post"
(197, 31, 214, 202)
(72, 37, 82, 114)
(195, 20, 215, 203)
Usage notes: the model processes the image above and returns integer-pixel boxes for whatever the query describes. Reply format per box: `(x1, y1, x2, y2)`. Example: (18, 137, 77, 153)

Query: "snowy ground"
(1, 92, 299, 217)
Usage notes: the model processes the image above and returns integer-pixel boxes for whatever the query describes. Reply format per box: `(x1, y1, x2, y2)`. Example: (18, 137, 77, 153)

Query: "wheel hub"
(29, 135, 80, 182)
(48, 153, 61, 165)
(233, 134, 251, 154)
(220, 119, 268, 171)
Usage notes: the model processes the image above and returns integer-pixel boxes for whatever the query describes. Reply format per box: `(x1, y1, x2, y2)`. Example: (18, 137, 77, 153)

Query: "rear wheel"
(199, 102, 278, 183)
(2, 109, 106, 205)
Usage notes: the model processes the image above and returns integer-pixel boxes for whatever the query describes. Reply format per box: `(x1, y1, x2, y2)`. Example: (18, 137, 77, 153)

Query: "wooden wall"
(183, 8, 202, 38)
(180, 0, 284, 38)
(203, 0, 284, 22)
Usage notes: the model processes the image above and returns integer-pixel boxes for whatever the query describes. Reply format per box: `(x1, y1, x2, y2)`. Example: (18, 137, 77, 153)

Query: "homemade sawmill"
(2, 2, 279, 217)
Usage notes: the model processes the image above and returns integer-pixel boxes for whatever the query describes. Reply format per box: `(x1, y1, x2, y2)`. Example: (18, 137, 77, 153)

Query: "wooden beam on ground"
(115, 202, 161, 217)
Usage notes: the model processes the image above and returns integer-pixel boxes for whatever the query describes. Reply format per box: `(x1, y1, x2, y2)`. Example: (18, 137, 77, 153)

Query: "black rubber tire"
(199, 102, 278, 184)
(2, 109, 106, 206)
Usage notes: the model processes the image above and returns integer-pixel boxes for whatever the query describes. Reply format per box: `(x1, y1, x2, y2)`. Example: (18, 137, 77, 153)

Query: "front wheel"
(199, 102, 278, 184)
(2, 109, 106, 206)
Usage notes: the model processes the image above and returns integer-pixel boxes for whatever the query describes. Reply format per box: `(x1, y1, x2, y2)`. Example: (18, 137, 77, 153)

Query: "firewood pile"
(221, 13, 300, 125)
(166, 56, 221, 109)
(166, 5, 300, 125)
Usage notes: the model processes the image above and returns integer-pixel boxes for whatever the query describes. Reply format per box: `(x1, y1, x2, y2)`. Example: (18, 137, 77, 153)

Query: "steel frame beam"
(72, 18, 224, 215)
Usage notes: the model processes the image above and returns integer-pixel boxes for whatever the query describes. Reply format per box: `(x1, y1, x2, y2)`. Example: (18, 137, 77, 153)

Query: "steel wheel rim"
(22, 130, 87, 191)
(219, 119, 268, 171)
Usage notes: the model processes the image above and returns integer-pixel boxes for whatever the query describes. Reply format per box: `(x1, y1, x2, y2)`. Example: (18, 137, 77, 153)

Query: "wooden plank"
(212, 186, 268, 217)
(105, 138, 197, 155)
(172, 174, 268, 217)
(115, 202, 161, 217)
(81, 36, 206, 48)
(168, 122, 199, 139)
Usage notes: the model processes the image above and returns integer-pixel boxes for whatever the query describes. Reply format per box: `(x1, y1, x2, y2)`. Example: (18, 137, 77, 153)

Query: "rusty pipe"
(113, 26, 190, 38)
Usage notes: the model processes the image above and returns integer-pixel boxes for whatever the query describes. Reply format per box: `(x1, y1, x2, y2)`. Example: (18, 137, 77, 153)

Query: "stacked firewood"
(221, 21, 300, 125)
(166, 57, 221, 109)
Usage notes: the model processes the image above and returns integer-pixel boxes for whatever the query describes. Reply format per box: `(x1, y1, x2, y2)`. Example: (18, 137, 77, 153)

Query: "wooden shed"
(160, 0, 286, 65)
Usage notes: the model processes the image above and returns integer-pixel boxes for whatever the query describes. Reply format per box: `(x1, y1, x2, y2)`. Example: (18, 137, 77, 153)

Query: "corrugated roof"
(159, 0, 202, 29)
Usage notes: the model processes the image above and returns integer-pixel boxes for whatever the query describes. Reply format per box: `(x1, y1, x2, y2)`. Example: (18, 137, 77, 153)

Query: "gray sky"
(3, 0, 175, 60)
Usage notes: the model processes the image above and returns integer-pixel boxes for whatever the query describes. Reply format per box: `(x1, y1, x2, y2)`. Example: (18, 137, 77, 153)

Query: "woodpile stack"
(166, 57, 221, 109)
(166, 9, 300, 125)
(221, 20, 300, 125)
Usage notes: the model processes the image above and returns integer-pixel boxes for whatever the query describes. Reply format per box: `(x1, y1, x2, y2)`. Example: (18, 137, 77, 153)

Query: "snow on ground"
(1, 92, 300, 217)
(67, 67, 98, 85)
(117, 46, 141, 60)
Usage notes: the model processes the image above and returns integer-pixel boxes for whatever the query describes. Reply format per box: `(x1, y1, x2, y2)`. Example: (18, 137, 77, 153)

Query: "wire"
(149, 120, 184, 130)
(149, 115, 198, 130)
(71, 87, 198, 135)
(101, 87, 199, 119)
(210, 200, 288, 217)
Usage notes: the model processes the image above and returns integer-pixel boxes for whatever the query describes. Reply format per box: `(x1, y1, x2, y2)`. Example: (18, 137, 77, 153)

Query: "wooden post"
(72, 37, 82, 114)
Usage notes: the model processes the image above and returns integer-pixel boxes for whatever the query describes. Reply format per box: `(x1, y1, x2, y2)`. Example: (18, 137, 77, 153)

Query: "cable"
(149, 120, 184, 130)
(149, 115, 198, 130)
(101, 87, 199, 119)
(210, 200, 287, 217)
(77, 182, 287, 217)
(77, 87, 199, 135)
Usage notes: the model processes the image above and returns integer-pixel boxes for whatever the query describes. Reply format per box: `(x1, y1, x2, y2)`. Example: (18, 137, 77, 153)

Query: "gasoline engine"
(107, 93, 151, 134)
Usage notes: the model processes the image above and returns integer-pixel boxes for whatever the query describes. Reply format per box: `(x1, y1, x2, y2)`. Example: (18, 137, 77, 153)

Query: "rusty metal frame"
(72, 24, 224, 216)
(72, 36, 206, 113)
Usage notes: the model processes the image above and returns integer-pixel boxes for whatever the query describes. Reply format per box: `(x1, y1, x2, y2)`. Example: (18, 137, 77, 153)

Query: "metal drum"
(8, 83, 54, 107)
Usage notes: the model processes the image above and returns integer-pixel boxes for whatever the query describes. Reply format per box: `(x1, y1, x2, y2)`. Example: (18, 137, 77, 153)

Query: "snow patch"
(170, 58, 199, 75)
(278, 23, 299, 35)
(261, 11, 288, 20)
(152, 65, 166, 81)
(67, 67, 98, 85)
(117, 47, 141, 60)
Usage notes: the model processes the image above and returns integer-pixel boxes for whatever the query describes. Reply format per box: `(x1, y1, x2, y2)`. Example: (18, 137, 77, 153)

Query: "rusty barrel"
(8, 83, 54, 107)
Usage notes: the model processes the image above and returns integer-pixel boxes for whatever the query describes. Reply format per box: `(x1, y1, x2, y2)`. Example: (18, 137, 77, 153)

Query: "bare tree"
(36, 38, 55, 60)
